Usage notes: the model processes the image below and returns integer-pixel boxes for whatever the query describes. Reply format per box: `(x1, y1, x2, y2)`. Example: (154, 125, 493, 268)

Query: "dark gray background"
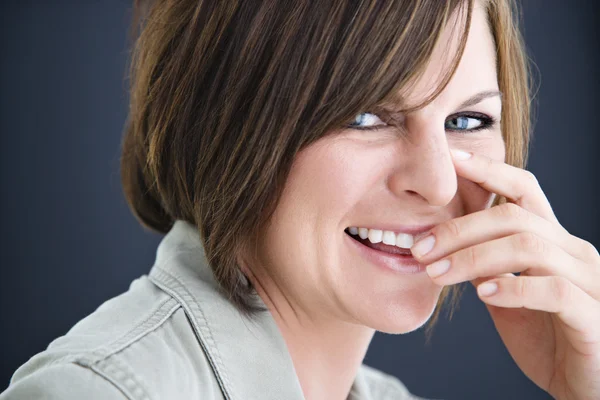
(1, 1, 598, 399)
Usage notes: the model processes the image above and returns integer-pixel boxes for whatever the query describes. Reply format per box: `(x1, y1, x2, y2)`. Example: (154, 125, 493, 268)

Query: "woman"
(2, 0, 599, 399)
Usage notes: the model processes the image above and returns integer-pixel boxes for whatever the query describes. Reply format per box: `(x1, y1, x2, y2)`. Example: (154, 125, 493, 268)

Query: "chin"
(358, 288, 442, 335)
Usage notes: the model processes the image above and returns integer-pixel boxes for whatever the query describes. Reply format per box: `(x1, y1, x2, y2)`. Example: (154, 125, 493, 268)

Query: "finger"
(450, 149, 558, 224)
(411, 202, 590, 265)
(425, 232, 600, 301)
(471, 273, 515, 289)
(476, 276, 600, 350)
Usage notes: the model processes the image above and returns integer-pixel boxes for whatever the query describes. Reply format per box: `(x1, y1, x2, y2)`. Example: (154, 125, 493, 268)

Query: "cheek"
(285, 140, 378, 223)
(255, 140, 375, 287)
(459, 178, 495, 214)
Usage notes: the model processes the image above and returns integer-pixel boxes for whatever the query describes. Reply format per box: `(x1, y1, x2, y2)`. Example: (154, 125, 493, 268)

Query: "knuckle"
(496, 202, 527, 221)
(516, 277, 529, 299)
(464, 245, 480, 269)
(443, 219, 462, 239)
(551, 276, 572, 304)
(581, 239, 600, 260)
(523, 170, 540, 187)
(515, 232, 545, 255)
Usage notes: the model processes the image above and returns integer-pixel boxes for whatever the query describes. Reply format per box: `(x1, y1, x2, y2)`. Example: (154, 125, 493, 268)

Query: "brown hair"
(121, 0, 531, 335)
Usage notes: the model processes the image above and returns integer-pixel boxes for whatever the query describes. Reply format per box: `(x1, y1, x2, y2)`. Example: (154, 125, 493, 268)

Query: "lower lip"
(344, 232, 426, 275)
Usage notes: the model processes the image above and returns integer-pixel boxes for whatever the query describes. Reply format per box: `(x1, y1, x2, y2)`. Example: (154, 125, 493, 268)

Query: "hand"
(410, 149, 600, 400)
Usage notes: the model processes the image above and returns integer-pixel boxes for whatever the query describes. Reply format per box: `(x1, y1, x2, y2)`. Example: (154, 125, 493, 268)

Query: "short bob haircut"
(121, 0, 531, 335)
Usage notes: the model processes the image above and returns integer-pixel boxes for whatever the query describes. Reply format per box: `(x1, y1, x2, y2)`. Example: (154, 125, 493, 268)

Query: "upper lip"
(346, 223, 439, 238)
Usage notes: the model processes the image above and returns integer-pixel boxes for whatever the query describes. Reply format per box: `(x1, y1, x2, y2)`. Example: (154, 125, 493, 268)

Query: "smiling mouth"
(344, 229, 413, 256)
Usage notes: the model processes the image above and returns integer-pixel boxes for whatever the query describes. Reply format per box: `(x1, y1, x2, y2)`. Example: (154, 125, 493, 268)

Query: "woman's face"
(248, 3, 505, 333)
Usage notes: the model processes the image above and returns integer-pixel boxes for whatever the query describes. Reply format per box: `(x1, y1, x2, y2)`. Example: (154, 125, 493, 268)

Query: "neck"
(250, 275, 375, 400)
(276, 312, 375, 400)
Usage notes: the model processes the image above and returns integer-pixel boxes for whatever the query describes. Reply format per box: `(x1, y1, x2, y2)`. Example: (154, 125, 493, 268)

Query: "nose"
(387, 125, 458, 207)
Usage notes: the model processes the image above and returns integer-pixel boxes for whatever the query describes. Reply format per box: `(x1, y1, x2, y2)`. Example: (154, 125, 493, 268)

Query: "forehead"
(403, 2, 498, 108)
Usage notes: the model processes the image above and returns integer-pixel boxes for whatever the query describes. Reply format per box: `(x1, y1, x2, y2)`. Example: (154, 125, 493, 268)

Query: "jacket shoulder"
(359, 364, 433, 400)
(3, 276, 223, 399)
(0, 362, 126, 400)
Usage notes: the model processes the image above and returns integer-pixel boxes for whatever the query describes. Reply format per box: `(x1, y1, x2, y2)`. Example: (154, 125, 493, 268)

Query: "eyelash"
(348, 112, 497, 133)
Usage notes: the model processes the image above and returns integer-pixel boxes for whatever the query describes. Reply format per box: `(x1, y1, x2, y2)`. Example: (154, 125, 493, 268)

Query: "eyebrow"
(458, 90, 503, 109)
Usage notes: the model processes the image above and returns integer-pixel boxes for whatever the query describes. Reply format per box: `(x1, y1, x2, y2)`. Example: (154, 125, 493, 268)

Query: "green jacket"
(1, 220, 428, 400)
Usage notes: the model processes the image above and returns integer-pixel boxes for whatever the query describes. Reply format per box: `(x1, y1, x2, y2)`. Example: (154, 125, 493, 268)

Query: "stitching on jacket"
(89, 299, 180, 361)
(89, 356, 152, 400)
(149, 267, 236, 400)
(44, 296, 180, 369)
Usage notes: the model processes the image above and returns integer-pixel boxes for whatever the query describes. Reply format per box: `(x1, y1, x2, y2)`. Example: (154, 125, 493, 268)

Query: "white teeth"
(367, 229, 383, 243)
(382, 231, 396, 245)
(347, 227, 415, 248)
(395, 233, 414, 249)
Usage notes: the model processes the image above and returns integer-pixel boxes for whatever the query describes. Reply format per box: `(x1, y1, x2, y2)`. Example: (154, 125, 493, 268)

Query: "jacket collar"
(149, 220, 372, 400)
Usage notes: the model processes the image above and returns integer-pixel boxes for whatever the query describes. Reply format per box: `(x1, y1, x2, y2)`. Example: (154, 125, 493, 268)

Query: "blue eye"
(445, 116, 481, 130)
(347, 112, 386, 130)
(445, 112, 495, 132)
(347, 111, 496, 132)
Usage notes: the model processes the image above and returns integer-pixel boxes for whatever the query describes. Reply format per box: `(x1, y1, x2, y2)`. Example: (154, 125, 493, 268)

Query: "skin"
(241, 2, 600, 400)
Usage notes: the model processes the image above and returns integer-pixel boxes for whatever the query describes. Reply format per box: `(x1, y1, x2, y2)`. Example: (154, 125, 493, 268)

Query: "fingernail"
(477, 282, 498, 296)
(451, 149, 472, 160)
(411, 235, 436, 257)
(426, 259, 450, 278)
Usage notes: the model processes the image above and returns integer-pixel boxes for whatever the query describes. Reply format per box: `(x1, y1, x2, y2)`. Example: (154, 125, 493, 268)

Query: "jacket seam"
(87, 356, 152, 400)
(149, 266, 236, 400)
(87, 298, 181, 362)
(74, 299, 181, 400)
(42, 297, 180, 370)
